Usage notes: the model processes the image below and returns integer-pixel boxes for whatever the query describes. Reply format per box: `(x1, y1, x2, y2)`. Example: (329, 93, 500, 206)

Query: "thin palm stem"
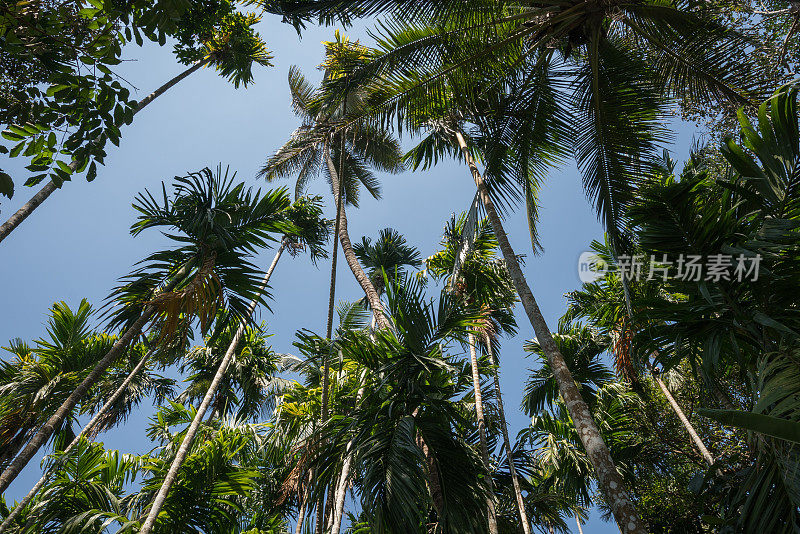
(468, 333, 499, 533)
(139, 242, 286, 534)
(329, 370, 368, 534)
(485, 337, 531, 534)
(652, 371, 714, 466)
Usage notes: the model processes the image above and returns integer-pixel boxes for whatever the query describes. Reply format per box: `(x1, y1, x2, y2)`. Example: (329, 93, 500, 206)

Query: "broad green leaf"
(699, 408, 800, 444)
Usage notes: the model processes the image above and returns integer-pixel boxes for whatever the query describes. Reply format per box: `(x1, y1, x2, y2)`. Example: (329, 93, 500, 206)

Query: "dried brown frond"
(147, 253, 223, 342)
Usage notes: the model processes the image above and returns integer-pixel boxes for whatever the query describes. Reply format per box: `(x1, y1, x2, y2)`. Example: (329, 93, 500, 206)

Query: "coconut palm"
(0, 166, 290, 494)
(519, 382, 644, 529)
(137, 194, 329, 534)
(0, 9, 273, 244)
(258, 34, 405, 332)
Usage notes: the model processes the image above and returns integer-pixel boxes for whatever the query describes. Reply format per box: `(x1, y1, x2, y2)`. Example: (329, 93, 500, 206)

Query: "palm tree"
(327, 229, 420, 534)
(258, 34, 405, 332)
(0, 10, 273, 244)
(0, 340, 175, 534)
(424, 214, 529, 534)
(137, 194, 330, 534)
(260, 38, 404, 531)
(0, 166, 289, 494)
(307, 276, 493, 533)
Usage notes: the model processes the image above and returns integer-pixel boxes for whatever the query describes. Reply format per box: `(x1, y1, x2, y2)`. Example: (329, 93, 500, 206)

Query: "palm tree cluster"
(2, 0, 800, 532)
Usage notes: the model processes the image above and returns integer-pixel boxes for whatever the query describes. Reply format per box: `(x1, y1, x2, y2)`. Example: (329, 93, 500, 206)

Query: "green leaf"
(1, 131, 22, 142)
(56, 160, 74, 175)
(699, 408, 800, 444)
(87, 161, 98, 182)
(9, 141, 25, 158)
(0, 171, 14, 199)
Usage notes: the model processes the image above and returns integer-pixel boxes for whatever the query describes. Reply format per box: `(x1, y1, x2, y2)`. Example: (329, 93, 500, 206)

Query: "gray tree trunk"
(468, 333, 499, 534)
(653, 372, 714, 466)
(324, 154, 388, 329)
(453, 130, 646, 534)
(139, 242, 285, 534)
(0, 348, 156, 533)
(485, 337, 531, 534)
(0, 306, 156, 494)
(0, 58, 209, 244)
(329, 370, 368, 534)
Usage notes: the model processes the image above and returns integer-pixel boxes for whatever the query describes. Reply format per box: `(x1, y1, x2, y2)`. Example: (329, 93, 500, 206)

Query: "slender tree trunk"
(329, 371, 368, 534)
(0, 348, 156, 534)
(0, 306, 156, 494)
(0, 58, 210, 244)
(295, 488, 309, 534)
(468, 333, 499, 534)
(139, 242, 285, 534)
(324, 155, 388, 330)
(316, 145, 344, 534)
(652, 372, 714, 466)
(485, 337, 531, 534)
(0, 258, 193, 493)
(576, 514, 585, 534)
(452, 130, 646, 534)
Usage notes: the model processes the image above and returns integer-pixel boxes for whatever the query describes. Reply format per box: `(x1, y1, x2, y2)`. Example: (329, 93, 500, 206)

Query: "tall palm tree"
(326, 228, 420, 534)
(137, 194, 330, 534)
(260, 38, 404, 531)
(258, 35, 405, 331)
(0, 10, 273, 244)
(0, 166, 289, 494)
(424, 214, 529, 534)
(307, 275, 493, 533)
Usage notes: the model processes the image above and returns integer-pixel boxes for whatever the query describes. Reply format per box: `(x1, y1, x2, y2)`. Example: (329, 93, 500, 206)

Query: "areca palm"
(137, 195, 328, 534)
(259, 35, 405, 332)
(0, 7, 273, 244)
(424, 214, 529, 534)
(0, 166, 290, 495)
(307, 276, 493, 533)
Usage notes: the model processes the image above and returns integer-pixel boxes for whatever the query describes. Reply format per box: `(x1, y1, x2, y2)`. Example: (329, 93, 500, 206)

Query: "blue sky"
(0, 15, 696, 532)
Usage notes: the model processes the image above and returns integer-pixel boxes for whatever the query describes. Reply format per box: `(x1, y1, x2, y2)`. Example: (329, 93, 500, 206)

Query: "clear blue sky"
(0, 15, 695, 532)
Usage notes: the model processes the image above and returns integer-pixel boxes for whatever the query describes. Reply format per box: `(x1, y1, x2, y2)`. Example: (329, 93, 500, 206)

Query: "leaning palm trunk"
(452, 130, 646, 534)
(0, 260, 194, 493)
(139, 242, 286, 534)
(0, 57, 210, 244)
(652, 371, 714, 466)
(485, 337, 531, 534)
(0, 348, 156, 534)
(468, 333, 499, 534)
(324, 154, 388, 329)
